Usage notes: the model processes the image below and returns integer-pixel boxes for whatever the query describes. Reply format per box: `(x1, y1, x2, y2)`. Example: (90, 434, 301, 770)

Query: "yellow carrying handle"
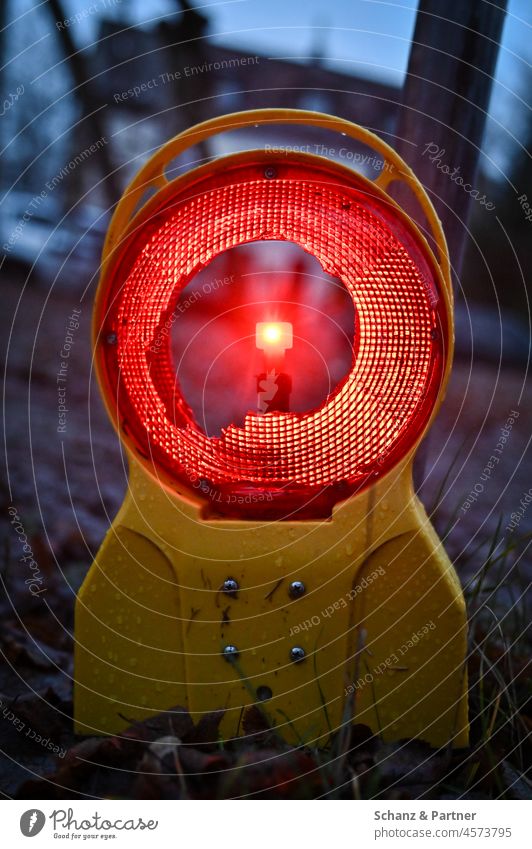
(102, 109, 451, 293)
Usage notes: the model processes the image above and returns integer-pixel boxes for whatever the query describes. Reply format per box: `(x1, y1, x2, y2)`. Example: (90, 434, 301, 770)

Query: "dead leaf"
(183, 710, 224, 746)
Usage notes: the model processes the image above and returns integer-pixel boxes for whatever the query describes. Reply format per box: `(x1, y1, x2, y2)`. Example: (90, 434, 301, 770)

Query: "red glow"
(97, 157, 447, 519)
(256, 322, 293, 351)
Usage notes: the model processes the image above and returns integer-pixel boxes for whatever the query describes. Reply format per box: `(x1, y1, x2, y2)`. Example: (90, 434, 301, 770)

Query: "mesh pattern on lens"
(114, 175, 441, 487)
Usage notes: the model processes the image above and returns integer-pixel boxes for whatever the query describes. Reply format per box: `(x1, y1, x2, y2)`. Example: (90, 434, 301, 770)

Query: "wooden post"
(46, 0, 122, 207)
(0, 0, 8, 190)
(394, 1, 507, 489)
(394, 0, 507, 283)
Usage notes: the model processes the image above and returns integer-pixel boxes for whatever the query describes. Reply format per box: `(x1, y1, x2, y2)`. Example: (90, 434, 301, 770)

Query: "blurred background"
(0, 0, 530, 647)
(0, 0, 530, 799)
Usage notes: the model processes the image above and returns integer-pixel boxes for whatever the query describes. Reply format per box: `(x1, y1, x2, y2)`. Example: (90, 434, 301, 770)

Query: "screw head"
(264, 166, 277, 179)
(222, 578, 239, 596)
(289, 646, 306, 663)
(289, 580, 306, 599)
(105, 332, 117, 345)
(222, 645, 239, 661)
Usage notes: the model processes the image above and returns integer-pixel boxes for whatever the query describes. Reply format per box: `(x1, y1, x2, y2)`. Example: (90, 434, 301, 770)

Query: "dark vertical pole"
(0, 0, 8, 196)
(394, 1, 507, 491)
(46, 0, 121, 207)
(395, 0, 507, 283)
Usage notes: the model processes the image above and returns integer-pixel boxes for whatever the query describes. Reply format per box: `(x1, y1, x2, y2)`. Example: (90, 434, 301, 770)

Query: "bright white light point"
(264, 325, 281, 344)
(256, 322, 293, 350)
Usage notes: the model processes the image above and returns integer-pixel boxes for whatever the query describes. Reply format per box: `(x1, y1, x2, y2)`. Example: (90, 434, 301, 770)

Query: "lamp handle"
(103, 108, 450, 292)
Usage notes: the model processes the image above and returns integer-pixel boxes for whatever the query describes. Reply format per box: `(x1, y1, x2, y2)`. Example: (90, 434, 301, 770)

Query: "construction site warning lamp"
(75, 109, 468, 750)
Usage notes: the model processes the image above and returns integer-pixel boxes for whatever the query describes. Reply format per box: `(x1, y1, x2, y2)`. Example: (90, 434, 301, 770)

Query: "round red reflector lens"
(98, 157, 448, 519)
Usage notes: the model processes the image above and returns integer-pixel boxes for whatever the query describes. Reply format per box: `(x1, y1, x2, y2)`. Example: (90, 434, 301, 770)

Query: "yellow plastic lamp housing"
(75, 109, 468, 749)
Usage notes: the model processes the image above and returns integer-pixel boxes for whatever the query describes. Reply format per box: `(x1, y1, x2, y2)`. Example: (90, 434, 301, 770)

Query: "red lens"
(97, 157, 448, 519)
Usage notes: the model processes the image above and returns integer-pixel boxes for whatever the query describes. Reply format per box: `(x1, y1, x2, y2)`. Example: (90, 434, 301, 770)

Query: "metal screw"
(222, 578, 239, 596)
(289, 646, 306, 663)
(264, 166, 277, 179)
(105, 332, 117, 345)
(288, 580, 306, 599)
(222, 645, 239, 661)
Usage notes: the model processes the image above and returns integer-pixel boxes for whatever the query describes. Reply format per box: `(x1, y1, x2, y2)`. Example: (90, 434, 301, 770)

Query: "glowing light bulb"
(256, 322, 293, 351)
(256, 322, 293, 414)
(264, 324, 281, 344)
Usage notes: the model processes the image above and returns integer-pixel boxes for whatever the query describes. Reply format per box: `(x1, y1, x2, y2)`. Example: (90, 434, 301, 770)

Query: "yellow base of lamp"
(74, 456, 468, 748)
